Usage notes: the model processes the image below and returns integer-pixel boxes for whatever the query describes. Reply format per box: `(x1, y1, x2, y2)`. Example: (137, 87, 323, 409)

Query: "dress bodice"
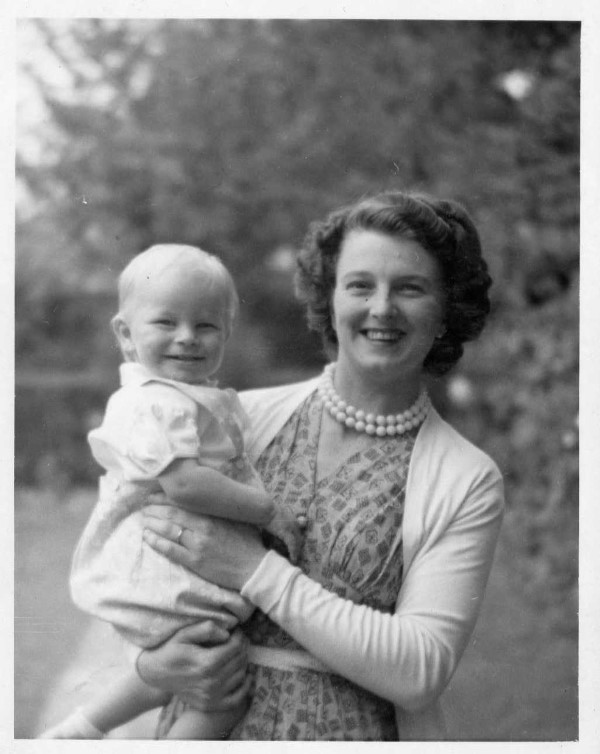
(244, 391, 418, 649)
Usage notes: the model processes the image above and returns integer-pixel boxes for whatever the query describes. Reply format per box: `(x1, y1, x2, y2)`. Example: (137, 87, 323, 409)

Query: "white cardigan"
(239, 376, 504, 740)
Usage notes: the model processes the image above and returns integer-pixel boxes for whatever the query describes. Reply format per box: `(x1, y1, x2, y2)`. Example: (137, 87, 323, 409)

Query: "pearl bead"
(345, 417, 356, 428)
(355, 420, 366, 432)
(386, 425, 397, 436)
(346, 405, 356, 416)
(365, 424, 376, 435)
(366, 413, 376, 424)
(376, 426, 387, 437)
(386, 414, 396, 424)
(355, 410, 365, 421)
(376, 415, 386, 426)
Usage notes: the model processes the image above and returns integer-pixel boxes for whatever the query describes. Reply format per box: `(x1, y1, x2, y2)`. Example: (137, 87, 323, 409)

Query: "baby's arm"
(159, 459, 302, 562)
(159, 458, 274, 526)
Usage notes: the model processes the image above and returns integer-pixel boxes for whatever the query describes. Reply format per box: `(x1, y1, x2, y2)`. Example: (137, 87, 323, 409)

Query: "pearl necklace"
(317, 363, 430, 437)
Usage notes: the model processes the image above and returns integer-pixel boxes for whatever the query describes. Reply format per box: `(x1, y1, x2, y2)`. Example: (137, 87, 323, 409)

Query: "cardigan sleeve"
(240, 466, 504, 712)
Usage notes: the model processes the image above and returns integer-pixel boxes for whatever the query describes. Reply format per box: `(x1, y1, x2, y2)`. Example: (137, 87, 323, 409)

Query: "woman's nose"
(369, 288, 396, 318)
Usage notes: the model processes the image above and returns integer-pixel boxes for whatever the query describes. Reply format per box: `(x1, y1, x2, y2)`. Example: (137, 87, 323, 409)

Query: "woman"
(138, 191, 504, 740)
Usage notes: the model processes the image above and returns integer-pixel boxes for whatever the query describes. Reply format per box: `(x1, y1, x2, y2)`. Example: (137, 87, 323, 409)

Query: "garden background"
(15, 18, 579, 740)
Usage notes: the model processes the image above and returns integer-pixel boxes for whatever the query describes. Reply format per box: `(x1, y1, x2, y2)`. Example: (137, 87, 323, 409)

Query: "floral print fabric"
(233, 392, 417, 740)
(158, 391, 418, 740)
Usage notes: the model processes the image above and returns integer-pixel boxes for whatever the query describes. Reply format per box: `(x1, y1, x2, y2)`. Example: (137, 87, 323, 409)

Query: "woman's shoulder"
(406, 407, 504, 545)
(416, 406, 503, 488)
(238, 375, 321, 458)
(239, 376, 320, 416)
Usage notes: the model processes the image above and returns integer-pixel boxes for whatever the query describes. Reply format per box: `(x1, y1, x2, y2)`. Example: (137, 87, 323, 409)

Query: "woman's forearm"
(242, 552, 448, 710)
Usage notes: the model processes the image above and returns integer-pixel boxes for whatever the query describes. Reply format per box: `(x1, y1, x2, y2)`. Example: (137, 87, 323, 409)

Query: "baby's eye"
(196, 322, 218, 330)
(153, 319, 174, 326)
(347, 280, 370, 291)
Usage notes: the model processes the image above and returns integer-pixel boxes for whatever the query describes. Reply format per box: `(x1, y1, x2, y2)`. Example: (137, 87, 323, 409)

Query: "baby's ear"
(111, 315, 135, 360)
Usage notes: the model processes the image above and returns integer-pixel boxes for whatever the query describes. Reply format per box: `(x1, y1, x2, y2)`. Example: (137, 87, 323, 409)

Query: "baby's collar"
(118, 362, 218, 389)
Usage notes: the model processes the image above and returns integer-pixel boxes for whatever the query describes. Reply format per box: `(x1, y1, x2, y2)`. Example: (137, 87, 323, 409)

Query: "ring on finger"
(175, 526, 185, 545)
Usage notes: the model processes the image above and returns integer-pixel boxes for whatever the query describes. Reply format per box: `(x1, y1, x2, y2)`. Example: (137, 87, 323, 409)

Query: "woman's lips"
(166, 355, 203, 361)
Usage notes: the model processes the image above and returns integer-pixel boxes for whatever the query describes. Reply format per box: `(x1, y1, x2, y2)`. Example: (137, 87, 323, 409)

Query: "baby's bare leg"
(165, 702, 247, 740)
(40, 668, 170, 739)
(85, 668, 171, 733)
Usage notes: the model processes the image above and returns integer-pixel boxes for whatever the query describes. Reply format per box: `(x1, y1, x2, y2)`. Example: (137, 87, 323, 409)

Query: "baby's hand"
(266, 508, 305, 564)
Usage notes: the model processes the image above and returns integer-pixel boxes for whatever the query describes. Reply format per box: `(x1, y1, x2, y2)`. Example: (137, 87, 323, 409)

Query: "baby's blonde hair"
(116, 243, 239, 331)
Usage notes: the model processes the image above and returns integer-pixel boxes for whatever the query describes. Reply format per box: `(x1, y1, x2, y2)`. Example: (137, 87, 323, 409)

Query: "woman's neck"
(332, 360, 423, 416)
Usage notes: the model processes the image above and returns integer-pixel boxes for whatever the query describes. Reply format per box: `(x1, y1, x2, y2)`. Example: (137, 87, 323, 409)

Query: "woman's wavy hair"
(295, 191, 492, 376)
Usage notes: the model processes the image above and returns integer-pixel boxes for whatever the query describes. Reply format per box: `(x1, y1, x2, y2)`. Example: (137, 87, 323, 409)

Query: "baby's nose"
(175, 324, 196, 343)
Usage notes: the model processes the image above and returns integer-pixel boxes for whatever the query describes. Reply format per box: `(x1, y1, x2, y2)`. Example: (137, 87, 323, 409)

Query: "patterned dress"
(159, 391, 418, 741)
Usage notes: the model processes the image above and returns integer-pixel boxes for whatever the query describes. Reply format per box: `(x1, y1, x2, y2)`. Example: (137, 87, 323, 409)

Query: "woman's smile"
(361, 328, 405, 343)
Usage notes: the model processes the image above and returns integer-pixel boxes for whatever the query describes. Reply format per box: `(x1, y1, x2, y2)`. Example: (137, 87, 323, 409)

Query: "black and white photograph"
(8, 0, 599, 749)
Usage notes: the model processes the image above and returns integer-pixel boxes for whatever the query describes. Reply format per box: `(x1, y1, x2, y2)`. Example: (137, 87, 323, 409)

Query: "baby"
(41, 244, 299, 740)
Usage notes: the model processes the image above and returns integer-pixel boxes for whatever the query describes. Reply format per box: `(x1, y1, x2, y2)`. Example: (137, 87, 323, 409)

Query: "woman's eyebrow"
(339, 270, 373, 279)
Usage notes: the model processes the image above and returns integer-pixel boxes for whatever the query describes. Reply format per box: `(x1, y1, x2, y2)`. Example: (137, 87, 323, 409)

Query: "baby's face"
(120, 266, 230, 385)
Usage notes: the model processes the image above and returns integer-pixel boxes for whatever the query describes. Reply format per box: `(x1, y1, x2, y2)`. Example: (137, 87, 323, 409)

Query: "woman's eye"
(154, 319, 174, 326)
(399, 284, 424, 294)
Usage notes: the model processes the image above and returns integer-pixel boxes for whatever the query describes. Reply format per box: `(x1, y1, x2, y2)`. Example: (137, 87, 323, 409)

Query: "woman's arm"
(242, 471, 503, 711)
(142, 470, 503, 712)
(159, 458, 274, 525)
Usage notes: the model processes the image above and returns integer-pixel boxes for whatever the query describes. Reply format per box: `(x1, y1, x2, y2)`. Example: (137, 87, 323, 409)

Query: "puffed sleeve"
(89, 384, 202, 481)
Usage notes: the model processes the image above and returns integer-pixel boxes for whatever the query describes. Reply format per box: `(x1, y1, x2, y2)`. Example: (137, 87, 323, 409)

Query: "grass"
(14, 485, 577, 740)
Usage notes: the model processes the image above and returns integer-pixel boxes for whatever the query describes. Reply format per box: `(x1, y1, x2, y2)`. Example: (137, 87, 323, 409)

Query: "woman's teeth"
(364, 329, 401, 341)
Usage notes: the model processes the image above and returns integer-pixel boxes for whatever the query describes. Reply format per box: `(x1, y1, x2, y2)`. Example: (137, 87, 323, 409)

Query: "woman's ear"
(111, 315, 136, 361)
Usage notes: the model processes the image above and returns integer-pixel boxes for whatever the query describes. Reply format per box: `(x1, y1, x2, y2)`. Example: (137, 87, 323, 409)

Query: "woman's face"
(331, 229, 445, 387)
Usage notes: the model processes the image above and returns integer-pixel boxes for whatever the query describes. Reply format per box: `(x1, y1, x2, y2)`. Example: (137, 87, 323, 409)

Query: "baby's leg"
(40, 668, 170, 739)
(165, 703, 247, 740)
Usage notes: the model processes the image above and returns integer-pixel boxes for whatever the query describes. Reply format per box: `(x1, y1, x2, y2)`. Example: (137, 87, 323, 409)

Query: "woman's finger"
(178, 668, 251, 712)
(220, 672, 253, 709)
(174, 620, 231, 647)
(142, 514, 186, 541)
(143, 503, 184, 521)
(218, 665, 248, 695)
(142, 528, 194, 569)
(143, 504, 209, 533)
(146, 491, 172, 506)
(198, 629, 248, 674)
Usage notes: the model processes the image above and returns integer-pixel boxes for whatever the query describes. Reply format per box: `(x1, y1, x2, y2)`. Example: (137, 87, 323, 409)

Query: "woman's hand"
(136, 621, 250, 712)
(142, 498, 268, 591)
